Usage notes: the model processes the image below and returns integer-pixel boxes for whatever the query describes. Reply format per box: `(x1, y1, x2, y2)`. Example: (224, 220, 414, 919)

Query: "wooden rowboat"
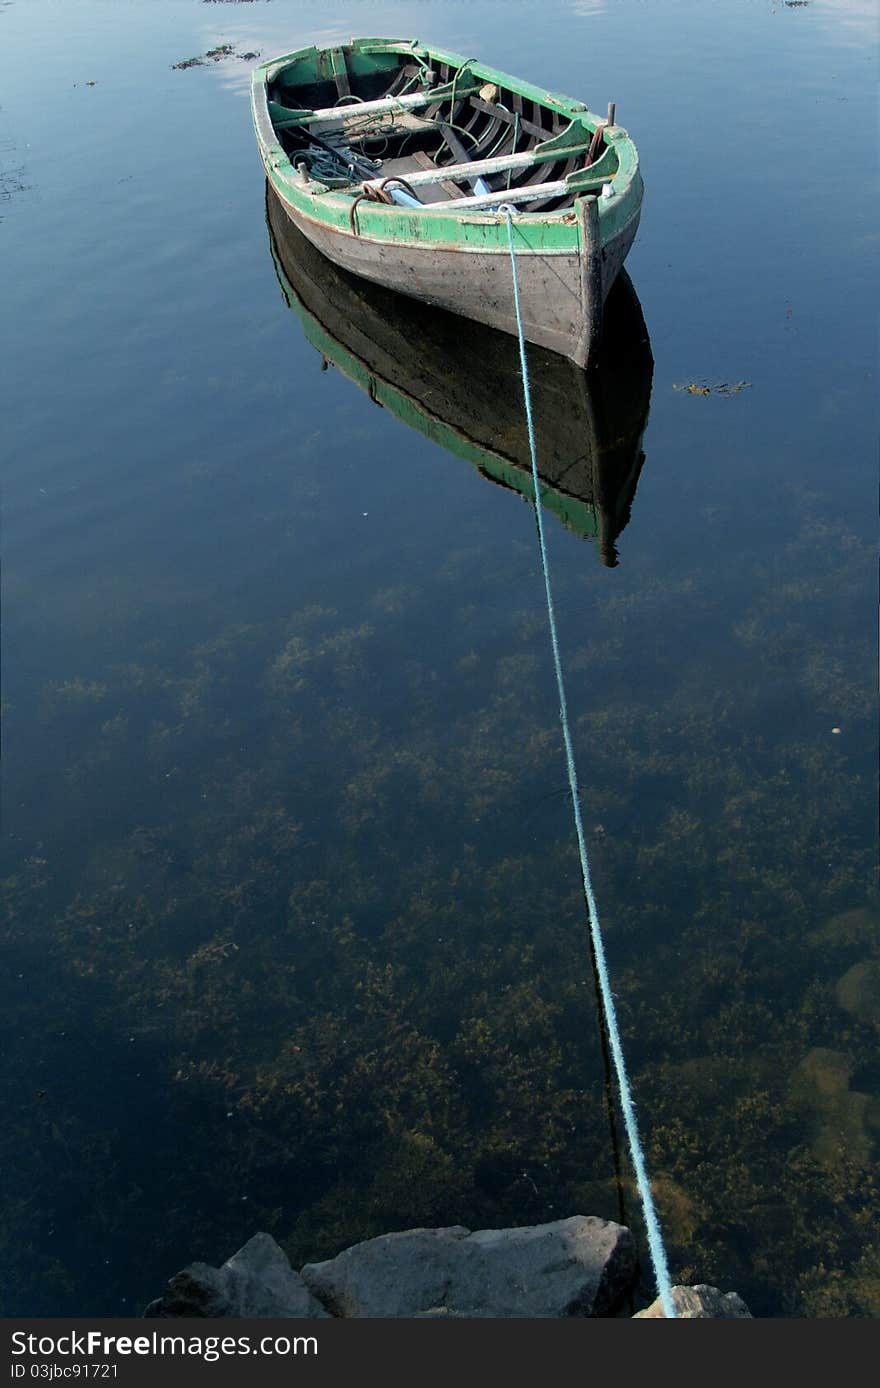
(251, 38, 643, 365)
(266, 184, 653, 566)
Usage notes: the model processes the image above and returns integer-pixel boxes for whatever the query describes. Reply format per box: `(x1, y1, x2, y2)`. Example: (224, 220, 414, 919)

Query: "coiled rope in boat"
(501, 207, 677, 1319)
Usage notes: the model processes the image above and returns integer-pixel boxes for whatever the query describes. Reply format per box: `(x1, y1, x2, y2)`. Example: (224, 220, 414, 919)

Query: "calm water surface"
(2, 0, 877, 1316)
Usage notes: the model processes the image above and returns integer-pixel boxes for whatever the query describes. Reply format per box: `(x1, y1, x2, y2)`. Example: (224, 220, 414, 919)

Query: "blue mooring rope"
(502, 208, 677, 1319)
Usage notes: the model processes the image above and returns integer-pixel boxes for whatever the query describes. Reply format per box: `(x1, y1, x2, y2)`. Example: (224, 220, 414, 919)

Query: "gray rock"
(144, 1232, 331, 1318)
(301, 1215, 635, 1318)
(634, 1284, 752, 1318)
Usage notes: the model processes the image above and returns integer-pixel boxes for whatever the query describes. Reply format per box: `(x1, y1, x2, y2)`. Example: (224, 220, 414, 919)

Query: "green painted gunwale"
(251, 38, 642, 255)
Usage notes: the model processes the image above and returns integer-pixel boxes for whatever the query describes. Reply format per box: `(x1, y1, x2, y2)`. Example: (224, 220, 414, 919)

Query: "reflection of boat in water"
(266, 182, 653, 566)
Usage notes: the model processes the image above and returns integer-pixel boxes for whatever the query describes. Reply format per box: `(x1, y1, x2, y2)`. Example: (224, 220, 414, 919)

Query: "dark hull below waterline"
(266, 185, 653, 566)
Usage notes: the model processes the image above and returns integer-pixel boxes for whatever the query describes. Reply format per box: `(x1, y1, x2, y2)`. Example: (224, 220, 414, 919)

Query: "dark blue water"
(2, 0, 877, 1317)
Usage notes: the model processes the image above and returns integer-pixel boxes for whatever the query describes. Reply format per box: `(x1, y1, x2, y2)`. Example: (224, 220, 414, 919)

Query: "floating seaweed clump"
(172, 45, 260, 70)
(673, 380, 751, 397)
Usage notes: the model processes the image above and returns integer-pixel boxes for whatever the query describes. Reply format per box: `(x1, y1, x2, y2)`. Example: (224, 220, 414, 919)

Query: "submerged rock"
(806, 905, 880, 952)
(790, 1047, 880, 1169)
(634, 1285, 752, 1318)
(143, 1232, 330, 1318)
(300, 1215, 635, 1318)
(835, 959, 880, 1027)
(793, 1047, 853, 1096)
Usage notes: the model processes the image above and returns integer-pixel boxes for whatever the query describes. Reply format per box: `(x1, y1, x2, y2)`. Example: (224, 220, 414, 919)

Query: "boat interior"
(266, 45, 620, 213)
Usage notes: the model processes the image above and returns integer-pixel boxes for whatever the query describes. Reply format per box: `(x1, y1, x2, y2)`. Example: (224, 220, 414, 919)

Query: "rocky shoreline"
(144, 1216, 751, 1319)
